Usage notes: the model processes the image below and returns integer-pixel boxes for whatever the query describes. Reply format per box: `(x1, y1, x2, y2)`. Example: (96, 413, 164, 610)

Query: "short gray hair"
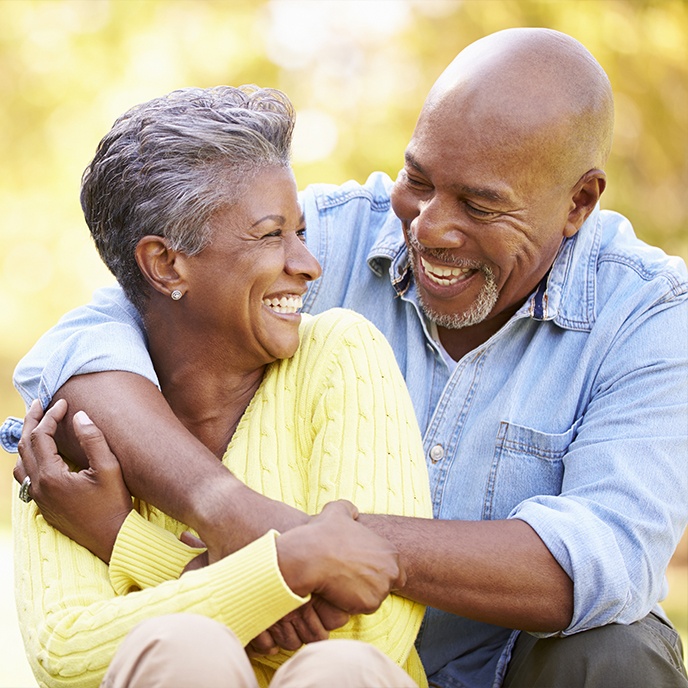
(80, 85, 296, 311)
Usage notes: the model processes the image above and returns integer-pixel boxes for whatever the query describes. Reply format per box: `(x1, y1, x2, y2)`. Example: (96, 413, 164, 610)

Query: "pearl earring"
(171, 289, 183, 301)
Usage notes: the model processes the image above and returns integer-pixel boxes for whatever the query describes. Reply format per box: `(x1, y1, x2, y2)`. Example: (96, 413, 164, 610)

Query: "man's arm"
(360, 513, 573, 633)
(51, 371, 308, 559)
(42, 335, 571, 634)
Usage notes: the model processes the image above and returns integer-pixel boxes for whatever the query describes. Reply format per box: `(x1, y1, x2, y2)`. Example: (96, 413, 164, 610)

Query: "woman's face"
(181, 165, 322, 369)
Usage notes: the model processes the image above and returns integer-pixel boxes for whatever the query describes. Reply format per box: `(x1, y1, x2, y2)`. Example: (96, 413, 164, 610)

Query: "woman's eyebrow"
(251, 214, 286, 227)
(251, 213, 306, 227)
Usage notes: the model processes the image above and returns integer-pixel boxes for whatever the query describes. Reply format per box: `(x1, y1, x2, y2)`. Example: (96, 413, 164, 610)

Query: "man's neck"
(437, 306, 519, 361)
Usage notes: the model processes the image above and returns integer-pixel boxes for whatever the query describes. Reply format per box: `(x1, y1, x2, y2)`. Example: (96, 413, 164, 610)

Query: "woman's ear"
(135, 236, 187, 299)
(564, 169, 607, 238)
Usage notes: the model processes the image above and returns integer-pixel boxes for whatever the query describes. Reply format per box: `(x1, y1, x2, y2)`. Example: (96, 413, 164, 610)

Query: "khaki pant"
(502, 612, 688, 688)
(101, 613, 418, 688)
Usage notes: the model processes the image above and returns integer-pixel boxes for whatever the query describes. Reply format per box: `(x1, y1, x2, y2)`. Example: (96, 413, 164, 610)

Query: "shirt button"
(429, 444, 444, 463)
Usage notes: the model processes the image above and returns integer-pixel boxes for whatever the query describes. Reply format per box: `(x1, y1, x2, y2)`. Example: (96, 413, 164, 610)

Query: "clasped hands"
(14, 400, 406, 656)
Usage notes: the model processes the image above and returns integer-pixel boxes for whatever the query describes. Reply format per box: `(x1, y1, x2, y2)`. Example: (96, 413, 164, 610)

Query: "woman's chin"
(258, 306, 303, 361)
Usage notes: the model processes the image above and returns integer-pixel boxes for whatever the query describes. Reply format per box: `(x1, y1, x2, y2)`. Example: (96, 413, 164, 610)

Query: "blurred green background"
(1, 1, 686, 685)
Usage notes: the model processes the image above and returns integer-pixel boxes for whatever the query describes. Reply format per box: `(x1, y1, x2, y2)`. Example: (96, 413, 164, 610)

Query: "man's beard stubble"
(406, 237, 500, 330)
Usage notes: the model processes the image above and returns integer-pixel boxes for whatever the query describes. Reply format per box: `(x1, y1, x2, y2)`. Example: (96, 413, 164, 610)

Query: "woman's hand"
(14, 399, 133, 563)
(247, 596, 349, 656)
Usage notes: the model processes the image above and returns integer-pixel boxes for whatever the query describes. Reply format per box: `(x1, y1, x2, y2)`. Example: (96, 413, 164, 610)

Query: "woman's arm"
(49, 371, 309, 560)
(15, 403, 405, 688)
(14, 493, 308, 688)
(15, 399, 133, 563)
(17, 401, 404, 608)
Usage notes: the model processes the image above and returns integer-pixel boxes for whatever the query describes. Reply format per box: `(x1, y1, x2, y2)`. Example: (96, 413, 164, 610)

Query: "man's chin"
(421, 304, 485, 330)
(419, 285, 499, 331)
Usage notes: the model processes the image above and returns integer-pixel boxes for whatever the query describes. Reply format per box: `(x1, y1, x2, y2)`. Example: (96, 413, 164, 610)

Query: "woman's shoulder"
(290, 309, 395, 384)
(299, 308, 383, 347)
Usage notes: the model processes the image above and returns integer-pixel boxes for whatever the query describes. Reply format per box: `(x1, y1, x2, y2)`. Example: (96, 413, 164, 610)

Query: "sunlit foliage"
(1, 0, 686, 367)
(0, 2, 686, 678)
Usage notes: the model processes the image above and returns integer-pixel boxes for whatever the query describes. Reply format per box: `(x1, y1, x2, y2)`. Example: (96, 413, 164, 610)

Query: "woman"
(12, 86, 431, 687)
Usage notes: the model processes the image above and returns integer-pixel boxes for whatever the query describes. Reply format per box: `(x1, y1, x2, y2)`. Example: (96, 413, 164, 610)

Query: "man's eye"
(405, 175, 430, 190)
(466, 203, 499, 219)
(296, 228, 307, 242)
(263, 229, 282, 238)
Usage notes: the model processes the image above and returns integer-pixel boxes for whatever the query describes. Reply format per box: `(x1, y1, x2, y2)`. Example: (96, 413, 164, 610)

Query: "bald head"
(423, 28, 614, 188)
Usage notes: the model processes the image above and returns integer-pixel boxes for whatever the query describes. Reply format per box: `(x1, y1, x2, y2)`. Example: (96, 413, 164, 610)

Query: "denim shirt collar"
(366, 205, 602, 332)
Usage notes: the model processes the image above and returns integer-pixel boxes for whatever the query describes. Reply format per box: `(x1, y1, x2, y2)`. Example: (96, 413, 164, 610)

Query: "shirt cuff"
(198, 529, 311, 645)
(109, 510, 204, 594)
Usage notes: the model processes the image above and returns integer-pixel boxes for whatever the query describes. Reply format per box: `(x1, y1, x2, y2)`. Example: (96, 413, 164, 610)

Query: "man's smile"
(420, 256, 477, 287)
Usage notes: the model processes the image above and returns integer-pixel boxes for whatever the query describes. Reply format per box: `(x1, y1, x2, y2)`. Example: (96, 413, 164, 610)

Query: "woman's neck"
(145, 315, 265, 459)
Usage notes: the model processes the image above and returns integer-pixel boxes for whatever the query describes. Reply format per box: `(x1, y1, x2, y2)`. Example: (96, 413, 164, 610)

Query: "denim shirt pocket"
(483, 419, 581, 521)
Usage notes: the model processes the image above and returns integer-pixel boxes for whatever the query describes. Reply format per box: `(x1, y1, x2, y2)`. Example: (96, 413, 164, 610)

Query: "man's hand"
(278, 500, 406, 612)
(248, 500, 404, 655)
(278, 500, 406, 611)
(14, 399, 133, 563)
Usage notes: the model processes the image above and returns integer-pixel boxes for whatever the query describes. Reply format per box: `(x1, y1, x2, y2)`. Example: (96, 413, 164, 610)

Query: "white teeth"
(420, 257, 474, 285)
(263, 294, 303, 314)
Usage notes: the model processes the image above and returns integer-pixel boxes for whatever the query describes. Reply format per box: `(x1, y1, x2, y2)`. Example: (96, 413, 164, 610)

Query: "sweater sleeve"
(295, 310, 432, 682)
(108, 510, 204, 594)
(13, 488, 308, 688)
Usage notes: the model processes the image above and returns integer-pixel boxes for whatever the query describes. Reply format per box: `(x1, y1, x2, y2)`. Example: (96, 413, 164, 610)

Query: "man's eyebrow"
(404, 151, 424, 173)
(458, 185, 511, 205)
(404, 151, 511, 206)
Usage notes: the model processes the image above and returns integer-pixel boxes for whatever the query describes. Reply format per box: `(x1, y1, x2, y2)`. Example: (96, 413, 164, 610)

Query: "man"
(7, 28, 688, 687)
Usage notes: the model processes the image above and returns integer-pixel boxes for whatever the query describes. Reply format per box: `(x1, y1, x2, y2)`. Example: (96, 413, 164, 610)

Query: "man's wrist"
(186, 470, 309, 561)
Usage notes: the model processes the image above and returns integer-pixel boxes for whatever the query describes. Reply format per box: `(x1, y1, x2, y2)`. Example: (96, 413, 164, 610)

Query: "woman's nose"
(286, 234, 322, 281)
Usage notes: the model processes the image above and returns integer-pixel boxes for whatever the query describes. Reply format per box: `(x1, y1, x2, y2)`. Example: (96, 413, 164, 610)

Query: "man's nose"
(413, 196, 467, 250)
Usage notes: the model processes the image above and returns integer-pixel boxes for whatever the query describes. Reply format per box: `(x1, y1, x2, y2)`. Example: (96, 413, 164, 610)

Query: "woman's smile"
(262, 293, 304, 315)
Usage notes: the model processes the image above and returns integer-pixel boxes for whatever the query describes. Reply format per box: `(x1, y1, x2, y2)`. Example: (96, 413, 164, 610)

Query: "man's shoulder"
(597, 210, 688, 291)
(301, 173, 405, 314)
(301, 172, 395, 212)
(551, 210, 687, 329)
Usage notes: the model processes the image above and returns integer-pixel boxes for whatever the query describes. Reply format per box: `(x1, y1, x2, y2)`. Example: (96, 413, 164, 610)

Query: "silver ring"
(18, 476, 33, 503)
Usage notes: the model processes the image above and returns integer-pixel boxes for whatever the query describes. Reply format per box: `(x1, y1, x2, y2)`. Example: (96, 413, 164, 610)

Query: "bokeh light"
(1, 1, 686, 684)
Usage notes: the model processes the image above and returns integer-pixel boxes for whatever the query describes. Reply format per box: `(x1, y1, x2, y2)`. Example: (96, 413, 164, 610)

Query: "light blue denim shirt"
(5, 172, 688, 688)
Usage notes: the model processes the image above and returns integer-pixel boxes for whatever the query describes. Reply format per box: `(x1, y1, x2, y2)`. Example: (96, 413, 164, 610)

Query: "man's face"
(390, 99, 576, 335)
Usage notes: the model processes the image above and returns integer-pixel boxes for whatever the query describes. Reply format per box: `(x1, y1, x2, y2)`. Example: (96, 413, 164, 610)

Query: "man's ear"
(564, 169, 607, 238)
(135, 235, 187, 298)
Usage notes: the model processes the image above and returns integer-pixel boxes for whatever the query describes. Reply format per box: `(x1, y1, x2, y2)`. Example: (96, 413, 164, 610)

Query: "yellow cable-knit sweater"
(14, 309, 432, 688)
